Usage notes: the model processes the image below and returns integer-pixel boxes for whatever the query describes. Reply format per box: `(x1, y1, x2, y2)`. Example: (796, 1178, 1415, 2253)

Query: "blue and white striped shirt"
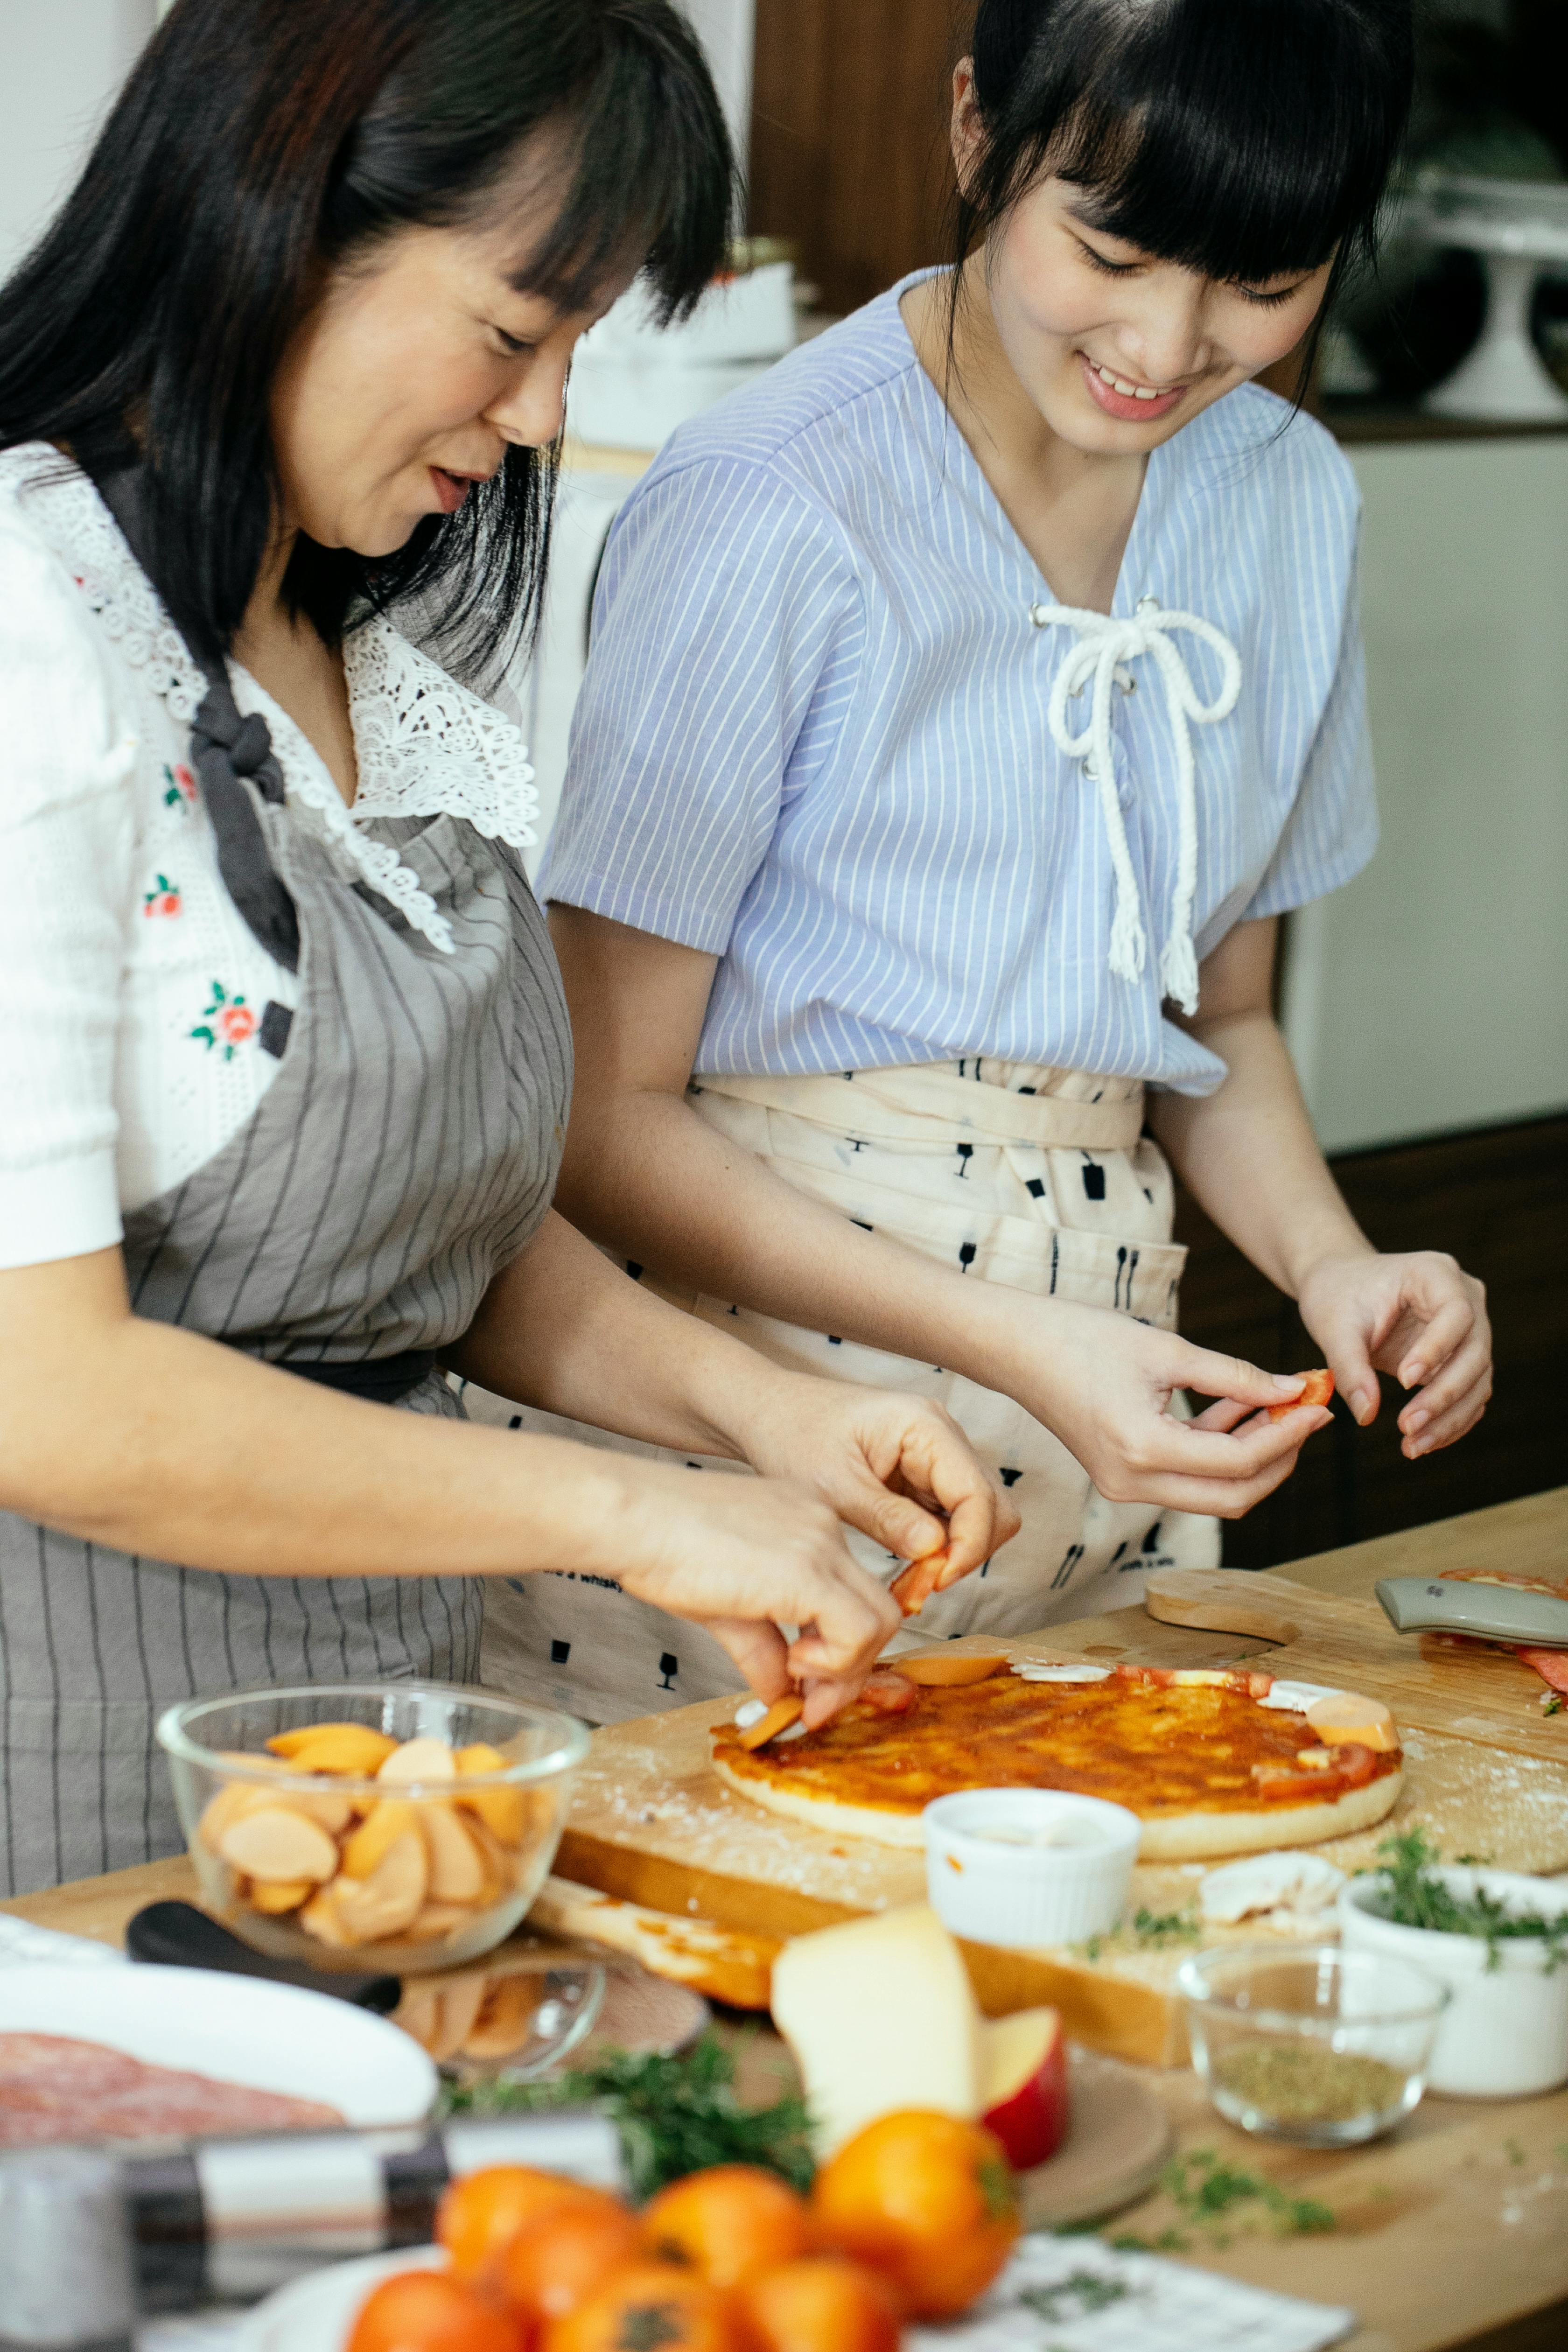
(543, 272, 1375, 1095)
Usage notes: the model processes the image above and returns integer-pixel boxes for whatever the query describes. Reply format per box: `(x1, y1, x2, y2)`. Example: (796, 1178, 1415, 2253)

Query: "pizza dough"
(712, 1666, 1403, 1862)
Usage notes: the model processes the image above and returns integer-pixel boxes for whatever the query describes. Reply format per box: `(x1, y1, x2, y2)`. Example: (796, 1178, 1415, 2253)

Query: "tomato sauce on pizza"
(712, 1664, 1404, 1860)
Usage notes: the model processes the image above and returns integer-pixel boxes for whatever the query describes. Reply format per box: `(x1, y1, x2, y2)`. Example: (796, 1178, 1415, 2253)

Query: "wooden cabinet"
(749, 0, 958, 314)
(1176, 1115, 1567, 1567)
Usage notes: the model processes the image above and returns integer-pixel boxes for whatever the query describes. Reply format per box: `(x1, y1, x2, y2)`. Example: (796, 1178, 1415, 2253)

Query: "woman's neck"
(902, 262, 1146, 615)
(231, 528, 361, 807)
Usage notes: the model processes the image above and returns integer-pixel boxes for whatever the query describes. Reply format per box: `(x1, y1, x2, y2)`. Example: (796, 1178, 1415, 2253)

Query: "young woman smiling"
(0, 0, 1014, 1895)
(495, 0, 1493, 1715)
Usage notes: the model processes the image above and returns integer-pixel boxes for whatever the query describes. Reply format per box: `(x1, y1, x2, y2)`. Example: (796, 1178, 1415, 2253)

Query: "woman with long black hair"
(0, 0, 1014, 1896)
(511, 0, 1494, 1715)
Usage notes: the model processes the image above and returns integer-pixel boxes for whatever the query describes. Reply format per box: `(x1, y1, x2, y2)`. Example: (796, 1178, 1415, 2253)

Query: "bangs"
(506, 29, 733, 320)
(973, 0, 1414, 285)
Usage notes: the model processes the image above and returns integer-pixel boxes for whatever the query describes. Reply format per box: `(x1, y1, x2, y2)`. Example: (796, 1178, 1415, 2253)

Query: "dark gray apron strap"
(275, 1351, 439, 1405)
(88, 463, 301, 977)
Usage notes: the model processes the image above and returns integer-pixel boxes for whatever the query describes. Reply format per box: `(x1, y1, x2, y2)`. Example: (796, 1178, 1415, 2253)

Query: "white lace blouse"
(0, 444, 539, 1272)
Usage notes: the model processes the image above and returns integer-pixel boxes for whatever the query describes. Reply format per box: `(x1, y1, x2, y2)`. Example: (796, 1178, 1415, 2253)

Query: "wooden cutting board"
(557, 1601, 1568, 2067)
(1141, 1569, 1568, 1761)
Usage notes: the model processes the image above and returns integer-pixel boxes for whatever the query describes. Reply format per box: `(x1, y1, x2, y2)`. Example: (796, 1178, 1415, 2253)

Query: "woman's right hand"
(982, 1294, 1331, 1517)
(603, 1459, 903, 1725)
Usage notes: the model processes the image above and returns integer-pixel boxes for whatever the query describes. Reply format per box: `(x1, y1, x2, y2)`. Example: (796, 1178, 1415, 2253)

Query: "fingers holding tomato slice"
(1266, 1369, 1335, 1424)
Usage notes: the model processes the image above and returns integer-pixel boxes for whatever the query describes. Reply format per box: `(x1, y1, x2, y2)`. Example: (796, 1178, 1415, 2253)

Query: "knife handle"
(1375, 1575, 1568, 1645)
(126, 1899, 400, 2011)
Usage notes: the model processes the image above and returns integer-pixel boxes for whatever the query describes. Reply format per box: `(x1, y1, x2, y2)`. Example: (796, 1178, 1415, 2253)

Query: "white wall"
(0, 0, 155, 276)
(681, 0, 755, 174)
(1282, 436, 1568, 1151)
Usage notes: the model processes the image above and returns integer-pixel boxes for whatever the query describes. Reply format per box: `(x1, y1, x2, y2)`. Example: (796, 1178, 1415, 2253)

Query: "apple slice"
(979, 2007, 1070, 2171)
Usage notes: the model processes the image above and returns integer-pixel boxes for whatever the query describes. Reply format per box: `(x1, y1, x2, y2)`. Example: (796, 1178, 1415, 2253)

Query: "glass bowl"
(1178, 1943, 1448, 2145)
(158, 1683, 588, 1974)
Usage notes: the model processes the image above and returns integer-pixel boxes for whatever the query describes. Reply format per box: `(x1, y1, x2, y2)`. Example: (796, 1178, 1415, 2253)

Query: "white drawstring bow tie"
(1029, 596, 1242, 1014)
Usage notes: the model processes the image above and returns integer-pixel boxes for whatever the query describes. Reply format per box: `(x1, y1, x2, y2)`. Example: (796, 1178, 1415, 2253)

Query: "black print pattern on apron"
(0, 489, 571, 1897)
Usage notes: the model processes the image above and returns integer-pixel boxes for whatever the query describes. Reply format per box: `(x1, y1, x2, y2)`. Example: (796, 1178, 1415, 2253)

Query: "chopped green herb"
(1542, 1693, 1564, 1717)
(1020, 2272, 1136, 2323)
(1505, 2137, 1527, 2167)
(1372, 1830, 1568, 1973)
(437, 2030, 814, 2197)
(1156, 2149, 1336, 2240)
(1131, 1906, 1201, 1947)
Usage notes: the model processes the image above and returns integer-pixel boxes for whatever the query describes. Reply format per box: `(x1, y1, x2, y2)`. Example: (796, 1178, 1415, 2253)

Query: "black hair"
(956, 0, 1414, 325)
(0, 0, 734, 680)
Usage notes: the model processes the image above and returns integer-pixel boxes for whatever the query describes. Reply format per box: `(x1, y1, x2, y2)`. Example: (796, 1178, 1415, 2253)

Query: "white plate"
(238, 2246, 447, 2352)
(0, 1964, 435, 2128)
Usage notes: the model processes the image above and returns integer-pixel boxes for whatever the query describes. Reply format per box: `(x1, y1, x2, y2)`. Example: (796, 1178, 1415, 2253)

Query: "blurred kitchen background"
(6, 0, 1564, 1566)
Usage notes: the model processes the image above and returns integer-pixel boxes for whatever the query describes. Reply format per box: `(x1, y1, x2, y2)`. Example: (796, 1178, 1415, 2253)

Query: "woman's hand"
(606, 1459, 903, 1725)
(1296, 1250, 1491, 1456)
(730, 1372, 1020, 1593)
(981, 1293, 1328, 1517)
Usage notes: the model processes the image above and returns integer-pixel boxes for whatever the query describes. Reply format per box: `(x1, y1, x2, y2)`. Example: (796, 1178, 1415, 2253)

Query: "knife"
(126, 1898, 401, 2011)
(1375, 1576, 1568, 1646)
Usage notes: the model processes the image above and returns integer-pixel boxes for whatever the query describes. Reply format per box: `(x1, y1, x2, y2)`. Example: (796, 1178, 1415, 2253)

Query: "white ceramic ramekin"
(923, 1789, 1140, 1947)
(1338, 1868, 1568, 2096)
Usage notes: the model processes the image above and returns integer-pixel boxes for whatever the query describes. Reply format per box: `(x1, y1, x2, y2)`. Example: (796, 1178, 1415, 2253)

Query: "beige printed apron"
(475, 1057, 1217, 1725)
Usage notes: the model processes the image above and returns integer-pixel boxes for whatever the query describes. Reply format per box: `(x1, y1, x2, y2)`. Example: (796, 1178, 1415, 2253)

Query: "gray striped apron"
(0, 554, 571, 1895)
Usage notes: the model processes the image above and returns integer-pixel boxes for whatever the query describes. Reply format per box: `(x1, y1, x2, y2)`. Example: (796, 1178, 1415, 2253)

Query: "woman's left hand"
(732, 1372, 1021, 1594)
(1295, 1250, 1492, 1456)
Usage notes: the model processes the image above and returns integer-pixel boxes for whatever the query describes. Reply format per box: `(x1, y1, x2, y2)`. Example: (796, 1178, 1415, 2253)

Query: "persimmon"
(641, 2165, 815, 2290)
(436, 2165, 622, 2288)
(734, 2257, 901, 2352)
(346, 2268, 526, 2352)
(544, 2263, 736, 2352)
(499, 2201, 644, 2327)
(811, 2112, 1019, 2320)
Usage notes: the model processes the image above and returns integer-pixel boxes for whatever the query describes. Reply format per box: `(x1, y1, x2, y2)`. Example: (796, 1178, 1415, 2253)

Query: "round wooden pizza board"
(1017, 2048, 1174, 2228)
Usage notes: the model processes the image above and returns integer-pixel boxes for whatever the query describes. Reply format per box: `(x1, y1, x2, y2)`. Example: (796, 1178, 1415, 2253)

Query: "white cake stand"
(1416, 173, 1568, 422)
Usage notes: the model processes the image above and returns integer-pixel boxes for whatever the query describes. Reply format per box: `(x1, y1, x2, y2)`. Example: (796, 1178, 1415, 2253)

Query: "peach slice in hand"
(889, 1548, 950, 1616)
(1267, 1369, 1335, 1423)
(736, 1696, 805, 1750)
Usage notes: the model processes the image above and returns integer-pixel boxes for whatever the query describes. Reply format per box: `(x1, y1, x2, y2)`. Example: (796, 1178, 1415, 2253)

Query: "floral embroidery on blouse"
(163, 761, 198, 810)
(190, 981, 257, 1058)
(142, 874, 182, 918)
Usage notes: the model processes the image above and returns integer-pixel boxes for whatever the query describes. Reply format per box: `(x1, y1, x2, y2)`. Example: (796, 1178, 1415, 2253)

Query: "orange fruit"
(641, 2165, 815, 2290)
(346, 2268, 527, 2352)
(436, 2165, 621, 2289)
(734, 2258, 901, 2352)
(811, 2112, 1019, 2320)
(499, 2200, 644, 2327)
(544, 2262, 736, 2352)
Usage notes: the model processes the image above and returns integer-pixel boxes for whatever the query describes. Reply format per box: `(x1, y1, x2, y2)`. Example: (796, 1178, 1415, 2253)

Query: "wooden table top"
(6, 1487, 1567, 2352)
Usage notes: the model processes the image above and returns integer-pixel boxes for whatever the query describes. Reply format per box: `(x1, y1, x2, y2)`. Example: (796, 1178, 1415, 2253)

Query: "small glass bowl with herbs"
(1179, 1944, 1447, 2145)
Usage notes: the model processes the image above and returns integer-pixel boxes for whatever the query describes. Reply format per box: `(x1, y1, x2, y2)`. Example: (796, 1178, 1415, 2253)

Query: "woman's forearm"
(0, 1246, 657, 1580)
(1150, 1007, 1372, 1296)
(447, 1207, 798, 1457)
